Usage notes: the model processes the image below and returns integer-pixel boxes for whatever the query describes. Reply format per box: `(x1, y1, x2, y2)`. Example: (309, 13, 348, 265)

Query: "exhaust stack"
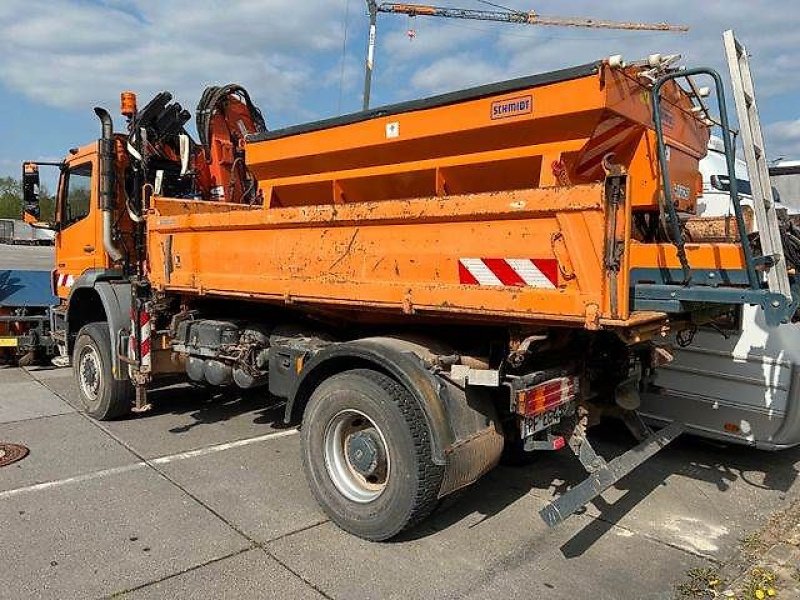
(94, 107, 123, 264)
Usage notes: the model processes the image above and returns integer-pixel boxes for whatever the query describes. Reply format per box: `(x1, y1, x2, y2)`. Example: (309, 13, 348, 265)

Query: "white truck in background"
(641, 137, 800, 449)
(770, 161, 800, 216)
(0, 219, 55, 246)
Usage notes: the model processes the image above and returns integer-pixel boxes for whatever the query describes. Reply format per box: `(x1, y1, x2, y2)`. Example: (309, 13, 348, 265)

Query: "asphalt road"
(1, 365, 799, 599)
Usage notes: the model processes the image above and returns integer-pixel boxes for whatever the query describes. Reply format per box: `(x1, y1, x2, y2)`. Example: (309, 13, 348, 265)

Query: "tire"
(301, 369, 444, 541)
(73, 322, 133, 420)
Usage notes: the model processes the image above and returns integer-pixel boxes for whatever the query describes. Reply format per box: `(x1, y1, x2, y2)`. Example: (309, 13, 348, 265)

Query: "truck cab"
(53, 143, 107, 297)
(697, 135, 796, 222)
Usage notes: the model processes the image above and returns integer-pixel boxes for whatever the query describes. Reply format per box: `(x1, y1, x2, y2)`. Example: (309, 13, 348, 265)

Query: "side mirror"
(22, 162, 41, 223)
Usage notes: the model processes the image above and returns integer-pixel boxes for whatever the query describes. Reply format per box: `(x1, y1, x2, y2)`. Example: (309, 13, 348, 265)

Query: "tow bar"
(539, 420, 684, 527)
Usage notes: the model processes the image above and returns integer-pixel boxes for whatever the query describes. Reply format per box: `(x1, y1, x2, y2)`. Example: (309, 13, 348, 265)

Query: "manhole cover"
(0, 443, 29, 467)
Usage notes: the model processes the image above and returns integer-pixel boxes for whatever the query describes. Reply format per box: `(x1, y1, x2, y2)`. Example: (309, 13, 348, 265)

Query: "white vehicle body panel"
(641, 138, 800, 449)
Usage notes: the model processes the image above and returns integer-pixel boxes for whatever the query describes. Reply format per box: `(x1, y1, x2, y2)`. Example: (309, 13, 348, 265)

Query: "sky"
(1, 0, 799, 183)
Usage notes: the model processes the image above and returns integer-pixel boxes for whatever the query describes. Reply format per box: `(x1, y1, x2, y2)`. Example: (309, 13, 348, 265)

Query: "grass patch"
(675, 567, 725, 599)
(742, 566, 777, 599)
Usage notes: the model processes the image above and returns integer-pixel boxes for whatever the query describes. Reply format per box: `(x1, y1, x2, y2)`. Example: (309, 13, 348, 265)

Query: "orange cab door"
(55, 153, 101, 298)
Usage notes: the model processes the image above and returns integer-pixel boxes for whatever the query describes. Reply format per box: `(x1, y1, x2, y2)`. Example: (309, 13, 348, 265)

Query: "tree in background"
(0, 175, 55, 222)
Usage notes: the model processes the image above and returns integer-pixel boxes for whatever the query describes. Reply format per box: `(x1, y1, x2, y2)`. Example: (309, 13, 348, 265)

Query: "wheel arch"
(286, 338, 455, 466)
(66, 275, 131, 380)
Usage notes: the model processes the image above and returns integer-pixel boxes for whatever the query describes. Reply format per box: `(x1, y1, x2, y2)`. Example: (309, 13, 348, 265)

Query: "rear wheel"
(73, 322, 132, 420)
(301, 369, 444, 541)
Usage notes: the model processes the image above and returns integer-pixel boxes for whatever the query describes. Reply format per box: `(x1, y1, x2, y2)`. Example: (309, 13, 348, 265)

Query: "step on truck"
(25, 32, 799, 540)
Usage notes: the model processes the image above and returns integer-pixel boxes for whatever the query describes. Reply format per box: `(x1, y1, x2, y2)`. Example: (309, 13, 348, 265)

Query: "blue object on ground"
(0, 270, 58, 307)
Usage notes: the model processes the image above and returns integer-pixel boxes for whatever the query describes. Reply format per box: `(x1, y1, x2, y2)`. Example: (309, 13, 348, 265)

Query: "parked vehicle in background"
(0, 165, 58, 363)
(0, 218, 55, 246)
(770, 161, 800, 218)
(0, 266, 58, 365)
(641, 138, 800, 449)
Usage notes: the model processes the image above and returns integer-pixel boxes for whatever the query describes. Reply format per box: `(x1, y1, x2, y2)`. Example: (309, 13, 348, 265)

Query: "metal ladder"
(724, 29, 792, 299)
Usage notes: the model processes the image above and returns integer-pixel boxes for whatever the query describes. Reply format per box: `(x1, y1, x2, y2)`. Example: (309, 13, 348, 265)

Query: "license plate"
(0, 337, 18, 348)
(522, 401, 576, 438)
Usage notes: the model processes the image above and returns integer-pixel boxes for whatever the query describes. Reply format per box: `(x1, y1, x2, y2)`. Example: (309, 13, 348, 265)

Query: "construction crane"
(362, 1, 689, 109)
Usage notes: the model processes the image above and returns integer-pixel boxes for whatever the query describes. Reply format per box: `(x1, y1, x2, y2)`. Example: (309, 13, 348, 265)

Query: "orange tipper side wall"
(145, 62, 743, 330)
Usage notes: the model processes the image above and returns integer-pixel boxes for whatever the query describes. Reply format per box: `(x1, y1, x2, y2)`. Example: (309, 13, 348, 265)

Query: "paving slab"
(124, 548, 325, 599)
(1, 365, 37, 384)
(106, 385, 289, 459)
(159, 433, 326, 543)
(0, 412, 137, 492)
(513, 423, 800, 561)
(26, 370, 81, 410)
(0, 244, 54, 270)
(27, 370, 290, 458)
(24, 365, 73, 380)
(268, 471, 701, 600)
(581, 444, 799, 560)
(0, 467, 250, 599)
(0, 379, 74, 423)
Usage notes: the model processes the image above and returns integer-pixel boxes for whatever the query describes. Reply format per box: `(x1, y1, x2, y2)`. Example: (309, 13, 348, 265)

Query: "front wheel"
(73, 322, 133, 420)
(301, 369, 444, 541)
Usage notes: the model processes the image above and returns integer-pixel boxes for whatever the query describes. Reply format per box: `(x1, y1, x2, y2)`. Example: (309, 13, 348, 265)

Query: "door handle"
(83, 245, 95, 253)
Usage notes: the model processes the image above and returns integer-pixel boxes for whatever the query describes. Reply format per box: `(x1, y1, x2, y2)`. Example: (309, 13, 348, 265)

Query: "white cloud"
(410, 52, 506, 94)
(766, 119, 800, 159)
(0, 0, 347, 122)
(365, 0, 800, 156)
(1, 0, 799, 159)
(379, 0, 800, 100)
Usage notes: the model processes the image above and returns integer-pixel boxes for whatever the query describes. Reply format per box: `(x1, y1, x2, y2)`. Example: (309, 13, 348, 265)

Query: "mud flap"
(539, 421, 684, 527)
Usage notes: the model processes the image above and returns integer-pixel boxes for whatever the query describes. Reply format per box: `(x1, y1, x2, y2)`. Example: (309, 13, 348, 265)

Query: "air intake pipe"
(94, 107, 123, 264)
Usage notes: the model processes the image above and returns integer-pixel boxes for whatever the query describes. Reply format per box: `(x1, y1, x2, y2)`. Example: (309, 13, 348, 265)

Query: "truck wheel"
(301, 369, 444, 541)
(73, 322, 132, 420)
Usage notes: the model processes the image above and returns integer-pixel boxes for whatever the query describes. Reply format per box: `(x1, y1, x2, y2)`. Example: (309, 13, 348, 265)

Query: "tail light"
(516, 376, 580, 418)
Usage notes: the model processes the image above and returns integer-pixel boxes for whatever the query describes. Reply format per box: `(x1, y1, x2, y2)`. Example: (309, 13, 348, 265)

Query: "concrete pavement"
(0, 243, 54, 271)
(1, 364, 799, 599)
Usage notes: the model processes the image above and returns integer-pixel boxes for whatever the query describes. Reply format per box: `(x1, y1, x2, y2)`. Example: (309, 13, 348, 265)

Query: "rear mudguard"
(285, 336, 504, 497)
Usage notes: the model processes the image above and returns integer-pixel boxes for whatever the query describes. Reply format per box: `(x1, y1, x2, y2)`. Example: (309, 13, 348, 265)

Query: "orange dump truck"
(24, 47, 797, 540)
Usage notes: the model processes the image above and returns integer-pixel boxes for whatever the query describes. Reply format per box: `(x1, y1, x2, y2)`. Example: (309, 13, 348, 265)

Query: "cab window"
(63, 163, 93, 225)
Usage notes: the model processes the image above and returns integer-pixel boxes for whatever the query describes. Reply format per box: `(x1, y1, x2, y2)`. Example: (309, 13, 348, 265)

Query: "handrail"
(651, 68, 760, 291)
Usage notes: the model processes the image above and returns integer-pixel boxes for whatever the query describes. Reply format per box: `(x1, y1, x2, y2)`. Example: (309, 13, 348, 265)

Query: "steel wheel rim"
(323, 409, 390, 503)
(78, 345, 102, 406)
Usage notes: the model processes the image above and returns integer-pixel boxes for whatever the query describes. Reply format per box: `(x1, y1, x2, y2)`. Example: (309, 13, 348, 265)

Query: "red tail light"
(516, 376, 580, 418)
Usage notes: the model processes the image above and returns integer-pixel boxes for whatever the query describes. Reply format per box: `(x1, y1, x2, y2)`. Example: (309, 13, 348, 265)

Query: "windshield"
(710, 175, 783, 203)
(711, 175, 752, 196)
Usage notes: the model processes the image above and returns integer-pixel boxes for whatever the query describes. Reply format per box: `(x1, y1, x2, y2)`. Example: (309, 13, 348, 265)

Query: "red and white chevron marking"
(458, 258, 558, 289)
(128, 308, 152, 372)
(574, 115, 640, 179)
(55, 272, 75, 288)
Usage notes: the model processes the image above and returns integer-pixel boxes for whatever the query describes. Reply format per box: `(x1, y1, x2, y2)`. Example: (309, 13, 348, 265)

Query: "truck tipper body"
(25, 42, 799, 540)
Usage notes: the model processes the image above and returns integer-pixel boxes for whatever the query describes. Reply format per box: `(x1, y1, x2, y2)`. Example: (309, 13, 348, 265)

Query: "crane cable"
(476, 0, 515, 13)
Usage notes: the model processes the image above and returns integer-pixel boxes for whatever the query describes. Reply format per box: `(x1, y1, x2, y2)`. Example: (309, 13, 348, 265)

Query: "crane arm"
(374, 3, 688, 32)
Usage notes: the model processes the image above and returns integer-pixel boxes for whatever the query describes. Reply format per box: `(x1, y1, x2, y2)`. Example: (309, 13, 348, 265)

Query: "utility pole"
(361, 1, 688, 110)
